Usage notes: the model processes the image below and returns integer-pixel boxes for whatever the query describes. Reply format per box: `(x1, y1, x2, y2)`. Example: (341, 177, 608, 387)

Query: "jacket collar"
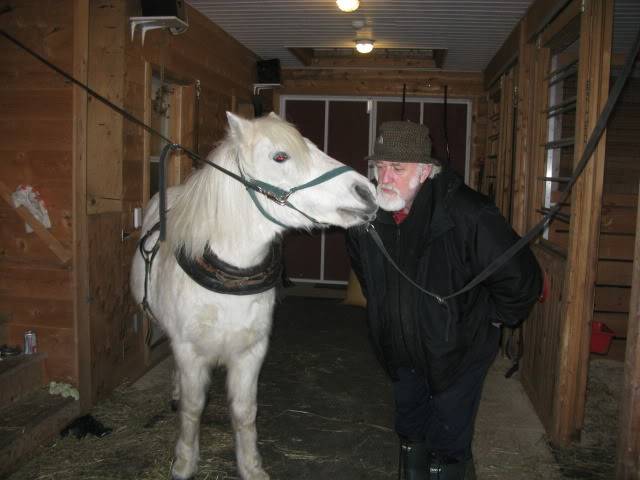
(426, 168, 460, 243)
(375, 167, 461, 243)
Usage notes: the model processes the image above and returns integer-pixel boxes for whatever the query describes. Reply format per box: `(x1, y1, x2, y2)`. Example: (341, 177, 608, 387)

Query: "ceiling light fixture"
(355, 39, 374, 54)
(337, 0, 360, 13)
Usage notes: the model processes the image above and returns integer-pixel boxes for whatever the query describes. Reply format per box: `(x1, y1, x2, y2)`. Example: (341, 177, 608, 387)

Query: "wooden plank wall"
(522, 245, 566, 434)
(278, 69, 486, 182)
(616, 181, 640, 479)
(593, 77, 640, 359)
(83, 0, 258, 404)
(0, 1, 76, 384)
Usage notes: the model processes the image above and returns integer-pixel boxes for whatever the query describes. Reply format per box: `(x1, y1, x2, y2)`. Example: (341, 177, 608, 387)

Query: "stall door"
(284, 99, 369, 283)
(282, 100, 325, 281)
(325, 101, 369, 281)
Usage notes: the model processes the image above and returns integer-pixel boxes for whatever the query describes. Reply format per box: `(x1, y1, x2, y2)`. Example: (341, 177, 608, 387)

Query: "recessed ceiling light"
(355, 39, 374, 54)
(337, 0, 360, 13)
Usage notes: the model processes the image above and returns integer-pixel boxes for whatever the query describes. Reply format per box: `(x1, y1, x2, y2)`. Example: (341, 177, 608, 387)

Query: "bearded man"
(346, 121, 542, 480)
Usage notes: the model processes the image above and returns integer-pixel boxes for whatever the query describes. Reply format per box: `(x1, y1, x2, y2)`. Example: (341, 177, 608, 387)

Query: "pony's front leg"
(171, 349, 210, 480)
(227, 340, 269, 480)
(171, 366, 181, 411)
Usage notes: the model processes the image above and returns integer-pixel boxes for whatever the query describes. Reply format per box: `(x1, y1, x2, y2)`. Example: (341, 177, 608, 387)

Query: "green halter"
(239, 162, 354, 229)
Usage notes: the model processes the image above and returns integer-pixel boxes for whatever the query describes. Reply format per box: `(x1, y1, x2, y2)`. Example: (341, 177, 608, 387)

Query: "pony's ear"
(226, 111, 252, 140)
(267, 112, 281, 120)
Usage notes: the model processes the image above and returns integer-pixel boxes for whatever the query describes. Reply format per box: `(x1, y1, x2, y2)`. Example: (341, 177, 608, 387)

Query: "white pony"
(130, 112, 377, 480)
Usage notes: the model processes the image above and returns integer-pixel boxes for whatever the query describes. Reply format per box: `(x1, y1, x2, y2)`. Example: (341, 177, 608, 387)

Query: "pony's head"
(227, 111, 377, 228)
(168, 112, 377, 260)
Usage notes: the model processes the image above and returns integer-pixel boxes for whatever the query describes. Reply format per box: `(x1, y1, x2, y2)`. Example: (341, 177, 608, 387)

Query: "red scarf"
(392, 211, 409, 224)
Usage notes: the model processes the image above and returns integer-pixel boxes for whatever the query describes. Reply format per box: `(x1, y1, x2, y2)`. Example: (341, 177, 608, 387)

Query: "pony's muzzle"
(354, 183, 375, 204)
(339, 182, 377, 223)
(354, 182, 377, 214)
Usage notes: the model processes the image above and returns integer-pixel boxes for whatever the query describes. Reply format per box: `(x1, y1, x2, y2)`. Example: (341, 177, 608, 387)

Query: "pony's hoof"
(170, 399, 179, 412)
(171, 475, 193, 480)
(171, 462, 195, 480)
(239, 468, 269, 480)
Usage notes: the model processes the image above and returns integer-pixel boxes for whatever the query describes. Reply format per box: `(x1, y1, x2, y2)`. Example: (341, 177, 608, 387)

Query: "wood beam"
(553, 0, 613, 445)
(86, 0, 125, 210)
(281, 69, 484, 98)
(495, 67, 517, 220)
(617, 180, 640, 478)
(72, 0, 91, 412)
(539, 0, 581, 49)
(307, 56, 436, 69)
(288, 47, 441, 69)
(0, 181, 72, 265)
(289, 47, 314, 66)
(510, 25, 537, 236)
(484, 21, 521, 90)
(524, 0, 574, 42)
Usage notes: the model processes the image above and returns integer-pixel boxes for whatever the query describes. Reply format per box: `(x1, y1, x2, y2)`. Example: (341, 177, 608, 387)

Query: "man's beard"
(376, 184, 406, 211)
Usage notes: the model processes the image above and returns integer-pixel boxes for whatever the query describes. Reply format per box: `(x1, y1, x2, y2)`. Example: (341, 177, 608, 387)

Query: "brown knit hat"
(367, 121, 437, 165)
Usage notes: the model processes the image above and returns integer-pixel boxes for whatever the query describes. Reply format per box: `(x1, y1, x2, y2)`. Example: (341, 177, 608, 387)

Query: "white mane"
(165, 115, 312, 260)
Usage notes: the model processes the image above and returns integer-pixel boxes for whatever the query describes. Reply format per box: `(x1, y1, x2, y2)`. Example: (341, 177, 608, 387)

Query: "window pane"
(539, 32, 580, 245)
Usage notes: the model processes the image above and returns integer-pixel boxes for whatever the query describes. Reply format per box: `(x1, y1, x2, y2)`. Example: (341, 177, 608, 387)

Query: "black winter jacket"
(346, 167, 542, 393)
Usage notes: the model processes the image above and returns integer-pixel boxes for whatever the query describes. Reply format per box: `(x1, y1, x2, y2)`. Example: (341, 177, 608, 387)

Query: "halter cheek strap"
(240, 164, 354, 229)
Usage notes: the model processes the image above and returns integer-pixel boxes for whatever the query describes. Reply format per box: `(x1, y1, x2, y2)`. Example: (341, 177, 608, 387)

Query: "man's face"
(374, 161, 431, 212)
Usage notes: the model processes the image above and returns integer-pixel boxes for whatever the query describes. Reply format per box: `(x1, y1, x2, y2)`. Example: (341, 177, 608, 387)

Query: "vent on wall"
(288, 48, 447, 69)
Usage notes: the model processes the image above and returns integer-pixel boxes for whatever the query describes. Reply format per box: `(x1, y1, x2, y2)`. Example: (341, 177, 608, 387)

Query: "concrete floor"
(6, 295, 565, 479)
(473, 356, 562, 479)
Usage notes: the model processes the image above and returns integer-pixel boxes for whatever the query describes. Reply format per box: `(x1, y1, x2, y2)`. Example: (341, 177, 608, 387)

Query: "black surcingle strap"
(175, 240, 283, 295)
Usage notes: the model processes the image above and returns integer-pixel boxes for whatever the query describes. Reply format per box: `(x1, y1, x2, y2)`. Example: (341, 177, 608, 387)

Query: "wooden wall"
(1, 0, 258, 405)
(593, 77, 640, 359)
(0, 1, 76, 384)
(81, 0, 258, 404)
(522, 245, 566, 435)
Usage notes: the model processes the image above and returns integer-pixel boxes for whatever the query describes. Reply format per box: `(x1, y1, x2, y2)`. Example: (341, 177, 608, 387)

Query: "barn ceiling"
(187, 0, 534, 72)
(187, 0, 640, 73)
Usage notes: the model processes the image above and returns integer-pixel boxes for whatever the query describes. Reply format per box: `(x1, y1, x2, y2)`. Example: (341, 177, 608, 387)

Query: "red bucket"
(590, 322, 616, 354)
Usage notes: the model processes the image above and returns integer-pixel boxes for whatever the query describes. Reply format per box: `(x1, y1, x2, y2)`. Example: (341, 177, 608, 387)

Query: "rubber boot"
(398, 440, 429, 480)
(428, 454, 475, 480)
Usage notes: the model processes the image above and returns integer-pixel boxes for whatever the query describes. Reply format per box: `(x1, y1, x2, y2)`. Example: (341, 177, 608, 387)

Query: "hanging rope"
(443, 84, 451, 163)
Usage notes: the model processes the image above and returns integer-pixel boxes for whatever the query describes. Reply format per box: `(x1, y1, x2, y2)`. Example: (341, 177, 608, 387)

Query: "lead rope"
(365, 223, 455, 341)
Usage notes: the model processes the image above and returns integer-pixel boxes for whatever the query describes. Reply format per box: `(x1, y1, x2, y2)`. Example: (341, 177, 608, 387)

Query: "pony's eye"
(272, 151, 290, 163)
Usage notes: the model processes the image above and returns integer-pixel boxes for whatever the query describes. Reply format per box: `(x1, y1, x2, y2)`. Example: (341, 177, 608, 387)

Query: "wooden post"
(553, 0, 613, 444)
(73, 0, 91, 412)
(495, 66, 517, 220)
(510, 26, 536, 237)
(617, 180, 640, 478)
(86, 0, 126, 213)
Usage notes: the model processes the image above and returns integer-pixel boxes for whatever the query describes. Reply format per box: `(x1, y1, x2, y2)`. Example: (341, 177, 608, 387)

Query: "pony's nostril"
(354, 183, 375, 205)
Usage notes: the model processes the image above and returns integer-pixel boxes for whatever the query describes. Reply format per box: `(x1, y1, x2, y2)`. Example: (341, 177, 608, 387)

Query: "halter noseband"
(238, 159, 354, 229)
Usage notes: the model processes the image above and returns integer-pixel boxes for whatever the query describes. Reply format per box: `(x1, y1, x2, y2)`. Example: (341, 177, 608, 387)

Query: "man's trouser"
(393, 326, 499, 464)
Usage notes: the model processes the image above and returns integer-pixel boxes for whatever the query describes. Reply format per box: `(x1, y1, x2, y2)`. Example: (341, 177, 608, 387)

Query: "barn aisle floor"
(6, 296, 567, 479)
